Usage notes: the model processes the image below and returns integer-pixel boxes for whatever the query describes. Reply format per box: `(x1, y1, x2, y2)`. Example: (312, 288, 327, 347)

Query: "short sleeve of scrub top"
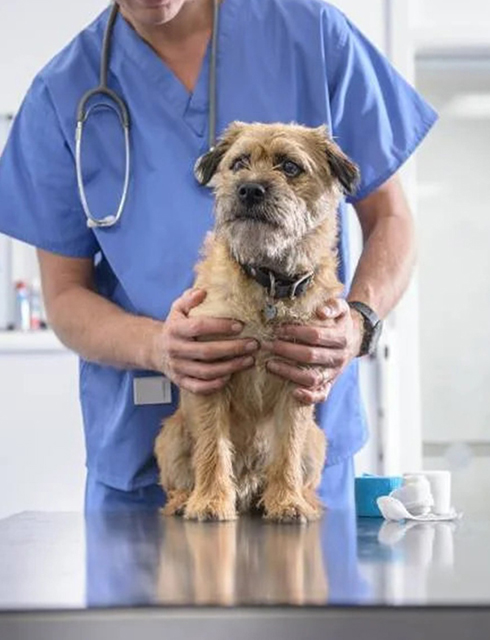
(0, 76, 98, 257)
(322, 9, 438, 203)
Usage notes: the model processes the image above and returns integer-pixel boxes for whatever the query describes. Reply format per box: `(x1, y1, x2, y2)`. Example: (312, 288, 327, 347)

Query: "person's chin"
(135, 0, 172, 8)
(133, 0, 181, 23)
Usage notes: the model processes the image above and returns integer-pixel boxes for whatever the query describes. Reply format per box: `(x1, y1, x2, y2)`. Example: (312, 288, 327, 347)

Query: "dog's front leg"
(262, 398, 320, 524)
(184, 392, 237, 522)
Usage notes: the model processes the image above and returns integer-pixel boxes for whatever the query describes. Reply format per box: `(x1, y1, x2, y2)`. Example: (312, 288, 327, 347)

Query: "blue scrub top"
(0, 0, 437, 492)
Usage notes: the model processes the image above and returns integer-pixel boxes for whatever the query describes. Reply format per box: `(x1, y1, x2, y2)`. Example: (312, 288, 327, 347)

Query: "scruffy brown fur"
(154, 122, 359, 523)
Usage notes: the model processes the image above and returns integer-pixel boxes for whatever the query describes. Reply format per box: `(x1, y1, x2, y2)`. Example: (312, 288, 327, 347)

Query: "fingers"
(171, 354, 255, 381)
(276, 324, 347, 349)
(177, 375, 231, 396)
(164, 333, 258, 395)
(262, 339, 345, 367)
(172, 288, 207, 316)
(169, 337, 259, 362)
(171, 289, 245, 339)
(176, 315, 245, 340)
(266, 360, 334, 389)
(316, 298, 349, 321)
(294, 384, 332, 405)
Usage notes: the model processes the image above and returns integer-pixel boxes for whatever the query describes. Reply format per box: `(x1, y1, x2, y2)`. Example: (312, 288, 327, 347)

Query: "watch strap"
(348, 301, 380, 329)
(348, 301, 381, 357)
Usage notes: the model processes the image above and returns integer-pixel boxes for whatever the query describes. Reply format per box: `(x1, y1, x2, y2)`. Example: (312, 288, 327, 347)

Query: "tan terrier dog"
(154, 122, 359, 523)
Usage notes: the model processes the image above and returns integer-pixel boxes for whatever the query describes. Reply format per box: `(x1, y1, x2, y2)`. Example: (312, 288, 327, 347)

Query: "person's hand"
(153, 288, 259, 395)
(263, 299, 363, 405)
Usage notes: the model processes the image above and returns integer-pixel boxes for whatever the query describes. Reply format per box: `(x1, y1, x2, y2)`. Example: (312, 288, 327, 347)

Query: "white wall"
(0, 0, 108, 114)
(411, 0, 490, 49)
(413, 5, 490, 514)
(412, 0, 490, 28)
(417, 59, 490, 445)
(0, 0, 109, 282)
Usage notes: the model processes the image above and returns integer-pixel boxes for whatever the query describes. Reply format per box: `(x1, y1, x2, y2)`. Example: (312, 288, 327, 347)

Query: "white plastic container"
(0, 234, 14, 330)
(15, 281, 31, 332)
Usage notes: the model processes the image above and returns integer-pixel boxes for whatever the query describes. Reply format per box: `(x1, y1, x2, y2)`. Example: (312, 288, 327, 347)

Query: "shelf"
(0, 330, 68, 354)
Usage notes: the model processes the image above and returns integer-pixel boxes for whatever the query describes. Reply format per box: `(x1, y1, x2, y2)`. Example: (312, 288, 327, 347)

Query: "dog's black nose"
(237, 182, 267, 206)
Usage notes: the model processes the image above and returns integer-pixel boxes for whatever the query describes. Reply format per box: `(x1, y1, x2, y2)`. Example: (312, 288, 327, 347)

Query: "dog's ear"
(312, 125, 360, 196)
(326, 144, 360, 196)
(194, 122, 247, 186)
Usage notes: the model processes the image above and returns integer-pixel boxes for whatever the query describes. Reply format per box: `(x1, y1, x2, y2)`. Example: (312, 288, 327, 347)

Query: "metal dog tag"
(263, 302, 278, 321)
(133, 376, 172, 405)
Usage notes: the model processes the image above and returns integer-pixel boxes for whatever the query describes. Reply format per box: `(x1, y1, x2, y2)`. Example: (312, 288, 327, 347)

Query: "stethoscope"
(75, 1, 219, 229)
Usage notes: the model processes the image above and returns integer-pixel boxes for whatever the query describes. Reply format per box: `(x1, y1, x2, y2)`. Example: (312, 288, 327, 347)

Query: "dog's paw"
(302, 488, 325, 515)
(162, 490, 191, 517)
(263, 497, 321, 524)
(184, 495, 237, 522)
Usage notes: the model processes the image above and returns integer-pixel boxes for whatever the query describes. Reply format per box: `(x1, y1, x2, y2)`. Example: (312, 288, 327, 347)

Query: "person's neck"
(121, 0, 215, 54)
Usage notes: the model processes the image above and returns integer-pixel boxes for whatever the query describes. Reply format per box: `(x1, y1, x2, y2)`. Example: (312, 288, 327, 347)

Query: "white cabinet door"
(0, 347, 85, 518)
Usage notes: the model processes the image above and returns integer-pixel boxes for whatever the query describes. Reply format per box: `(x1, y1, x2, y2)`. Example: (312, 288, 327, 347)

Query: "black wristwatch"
(348, 301, 383, 357)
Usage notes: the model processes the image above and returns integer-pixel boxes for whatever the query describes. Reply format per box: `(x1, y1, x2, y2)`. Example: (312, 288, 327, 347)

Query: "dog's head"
(195, 122, 360, 267)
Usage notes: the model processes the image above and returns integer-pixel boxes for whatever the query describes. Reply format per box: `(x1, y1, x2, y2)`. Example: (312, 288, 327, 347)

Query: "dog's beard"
(215, 195, 327, 275)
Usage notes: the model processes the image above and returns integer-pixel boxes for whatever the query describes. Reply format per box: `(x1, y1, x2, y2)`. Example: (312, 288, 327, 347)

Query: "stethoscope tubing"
(76, 3, 130, 229)
(75, 1, 218, 229)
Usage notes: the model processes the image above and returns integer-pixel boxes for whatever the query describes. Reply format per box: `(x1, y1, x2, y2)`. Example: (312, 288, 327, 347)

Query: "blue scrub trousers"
(85, 457, 355, 512)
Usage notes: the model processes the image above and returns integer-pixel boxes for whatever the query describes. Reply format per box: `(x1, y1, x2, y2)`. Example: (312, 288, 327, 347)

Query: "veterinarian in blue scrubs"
(0, 0, 437, 511)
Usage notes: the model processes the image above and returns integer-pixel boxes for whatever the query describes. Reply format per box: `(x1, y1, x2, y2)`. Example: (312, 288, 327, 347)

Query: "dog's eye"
(231, 156, 249, 172)
(281, 160, 303, 177)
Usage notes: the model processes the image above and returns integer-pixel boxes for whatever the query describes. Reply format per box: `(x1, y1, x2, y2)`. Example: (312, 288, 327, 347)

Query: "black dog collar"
(241, 264, 314, 300)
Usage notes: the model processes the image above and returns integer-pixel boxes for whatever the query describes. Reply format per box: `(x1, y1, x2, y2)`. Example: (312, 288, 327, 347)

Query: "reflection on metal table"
(0, 509, 489, 639)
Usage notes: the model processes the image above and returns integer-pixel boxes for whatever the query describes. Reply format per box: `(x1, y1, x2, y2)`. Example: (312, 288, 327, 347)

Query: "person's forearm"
(347, 177, 416, 318)
(48, 285, 162, 371)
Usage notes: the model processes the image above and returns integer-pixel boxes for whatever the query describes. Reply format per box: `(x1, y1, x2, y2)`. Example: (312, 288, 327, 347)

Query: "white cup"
(403, 471, 451, 515)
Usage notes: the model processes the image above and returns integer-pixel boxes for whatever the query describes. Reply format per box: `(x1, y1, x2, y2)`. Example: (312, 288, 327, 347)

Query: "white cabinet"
(0, 336, 85, 518)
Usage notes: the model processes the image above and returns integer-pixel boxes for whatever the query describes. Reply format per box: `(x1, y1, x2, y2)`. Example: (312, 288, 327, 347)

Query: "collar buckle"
(241, 263, 314, 300)
(267, 270, 276, 298)
(289, 272, 314, 299)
